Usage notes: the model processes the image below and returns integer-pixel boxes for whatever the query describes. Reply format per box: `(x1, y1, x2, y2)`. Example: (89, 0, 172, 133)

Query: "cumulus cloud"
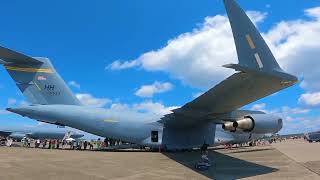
(106, 101, 179, 122)
(68, 81, 81, 89)
(192, 92, 204, 98)
(107, 7, 320, 93)
(0, 98, 29, 115)
(7, 98, 17, 106)
(135, 82, 173, 98)
(250, 103, 312, 134)
(265, 7, 320, 91)
(133, 101, 179, 117)
(0, 109, 10, 115)
(107, 11, 267, 88)
(298, 92, 320, 107)
(76, 93, 111, 108)
(250, 103, 267, 112)
(107, 60, 140, 70)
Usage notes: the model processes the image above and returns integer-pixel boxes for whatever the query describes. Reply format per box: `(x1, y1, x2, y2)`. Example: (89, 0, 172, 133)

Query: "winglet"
(0, 46, 43, 65)
(223, 0, 284, 73)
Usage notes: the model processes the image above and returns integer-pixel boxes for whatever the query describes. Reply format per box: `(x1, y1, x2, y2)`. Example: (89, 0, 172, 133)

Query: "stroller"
(195, 152, 211, 171)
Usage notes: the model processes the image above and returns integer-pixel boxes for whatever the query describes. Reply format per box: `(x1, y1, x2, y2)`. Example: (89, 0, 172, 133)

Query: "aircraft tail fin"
(0, 46, 81, 105)
(223, 0, 283, 73)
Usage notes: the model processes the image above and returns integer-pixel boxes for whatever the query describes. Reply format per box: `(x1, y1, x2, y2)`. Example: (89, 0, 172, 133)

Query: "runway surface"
(0, 139, 319, 180)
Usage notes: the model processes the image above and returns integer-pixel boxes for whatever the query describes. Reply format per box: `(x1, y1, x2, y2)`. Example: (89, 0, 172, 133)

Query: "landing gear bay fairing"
(1, 0, 297, 150)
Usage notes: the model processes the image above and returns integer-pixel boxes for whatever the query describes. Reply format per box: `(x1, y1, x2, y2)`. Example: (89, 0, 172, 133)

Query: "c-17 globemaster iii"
(1, 0, 296, 151)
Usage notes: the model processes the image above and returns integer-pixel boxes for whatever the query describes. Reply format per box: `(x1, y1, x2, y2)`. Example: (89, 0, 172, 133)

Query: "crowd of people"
(21, 138, 95, 150)
(1, 137, 126, 151)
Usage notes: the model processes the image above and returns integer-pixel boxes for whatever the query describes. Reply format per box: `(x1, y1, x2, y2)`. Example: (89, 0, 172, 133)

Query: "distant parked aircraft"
(0, 126, 84, 141)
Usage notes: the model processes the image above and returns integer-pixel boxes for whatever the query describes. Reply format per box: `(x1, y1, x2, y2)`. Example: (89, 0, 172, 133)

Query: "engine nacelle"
(222, 114, 283, 134)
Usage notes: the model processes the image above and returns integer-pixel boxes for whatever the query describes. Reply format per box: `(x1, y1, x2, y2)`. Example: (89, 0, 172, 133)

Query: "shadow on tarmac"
(225, 148, 273, 154)
(163, 150, 277, 180)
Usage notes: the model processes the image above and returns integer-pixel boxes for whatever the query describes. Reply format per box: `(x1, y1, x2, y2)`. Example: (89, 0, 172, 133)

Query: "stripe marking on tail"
(4, 66, 54, 73)
(245, 34, 256, 49)
(254, 53, 263, 68)
(33, 82, 41, 91)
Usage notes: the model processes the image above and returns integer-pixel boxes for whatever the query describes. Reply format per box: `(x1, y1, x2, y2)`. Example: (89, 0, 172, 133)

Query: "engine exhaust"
(222, 117, 254, 132)
(222, 121, 236, 132)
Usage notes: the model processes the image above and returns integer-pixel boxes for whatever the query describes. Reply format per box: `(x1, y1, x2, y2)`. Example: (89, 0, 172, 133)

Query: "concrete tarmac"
(0, 139, 319, 180)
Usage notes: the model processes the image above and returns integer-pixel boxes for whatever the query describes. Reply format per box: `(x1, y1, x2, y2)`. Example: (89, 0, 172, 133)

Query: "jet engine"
(222, 114, 283, 134)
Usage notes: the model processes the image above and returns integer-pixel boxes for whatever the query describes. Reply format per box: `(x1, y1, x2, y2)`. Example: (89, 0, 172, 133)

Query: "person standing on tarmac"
(83, 141, 88, 150)
(48, 140, 52, 149)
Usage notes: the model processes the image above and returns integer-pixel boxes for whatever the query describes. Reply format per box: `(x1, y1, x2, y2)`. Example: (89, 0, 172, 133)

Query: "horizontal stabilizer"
(0, 46, 42, 65)
(223, 63, 297, 82)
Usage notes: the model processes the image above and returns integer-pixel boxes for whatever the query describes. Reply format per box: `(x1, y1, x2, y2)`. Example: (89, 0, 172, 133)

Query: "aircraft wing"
(161, 0, 297, 127)
(181, 68, 296, 114)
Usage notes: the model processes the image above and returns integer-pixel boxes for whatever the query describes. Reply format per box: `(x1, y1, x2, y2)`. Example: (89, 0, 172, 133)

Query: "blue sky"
(0, 0, 320, 136)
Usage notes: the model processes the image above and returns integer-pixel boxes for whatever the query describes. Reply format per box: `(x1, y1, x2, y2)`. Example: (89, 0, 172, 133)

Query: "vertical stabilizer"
(0, 46, 81, 105)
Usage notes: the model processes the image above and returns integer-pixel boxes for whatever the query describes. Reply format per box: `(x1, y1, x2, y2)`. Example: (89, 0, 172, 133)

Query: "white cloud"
(265, 7, 320, 91)
(299, 92, 320, 107)
(106, 11, 267, 89)
(107, 7, 320, 93)
(0, 109, 10, 115)
(192, 92, 204, 98)
(250, 103, 267, 112)
(133, 101, 179, 116)
(250, 103, 311, 134)
(246, 11, 268, 24)
(279, 106, 310, 114)
(105, 101, 180, 122)
(135, 82, 173, 98)
(0, 98, 29, 115)
(7, 98, 17, 106)
(107, 60, 140, 70)
(68, 81, 81, 89)
(76, 93, 111, 108)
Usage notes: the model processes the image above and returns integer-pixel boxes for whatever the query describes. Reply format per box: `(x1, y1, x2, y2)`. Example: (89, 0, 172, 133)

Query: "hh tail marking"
(245, 34, 256, 49)
(4, 66, 54, 74)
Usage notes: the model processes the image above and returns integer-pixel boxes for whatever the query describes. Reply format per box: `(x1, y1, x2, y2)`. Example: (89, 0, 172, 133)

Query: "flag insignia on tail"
(37, 76, 47, 81)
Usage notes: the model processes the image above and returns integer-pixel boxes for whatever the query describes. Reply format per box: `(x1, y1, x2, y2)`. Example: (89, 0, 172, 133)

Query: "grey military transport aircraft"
(0, 126, 84, 141)
(1, 0, 297, 151)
